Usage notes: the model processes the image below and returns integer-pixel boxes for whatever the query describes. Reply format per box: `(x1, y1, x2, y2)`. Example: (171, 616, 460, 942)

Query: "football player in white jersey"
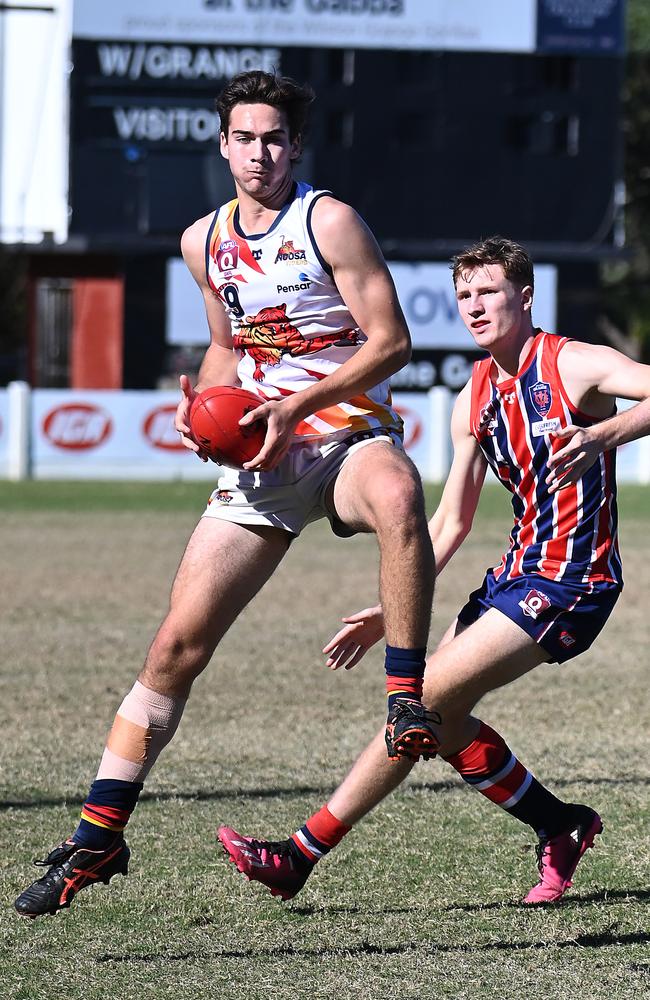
(15, 71, 437, 919)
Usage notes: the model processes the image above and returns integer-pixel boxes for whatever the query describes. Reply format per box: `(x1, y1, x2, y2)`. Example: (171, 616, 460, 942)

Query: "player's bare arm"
(240, 196, 411, 471)
(549, 341, 650, 491)
(427, 383, 487, 572)
(324, 383, 487, 671)
(175, 217, 240, 457)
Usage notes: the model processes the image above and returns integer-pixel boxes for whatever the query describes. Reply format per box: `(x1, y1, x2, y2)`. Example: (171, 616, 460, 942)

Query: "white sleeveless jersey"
(205, 181, 402, 440)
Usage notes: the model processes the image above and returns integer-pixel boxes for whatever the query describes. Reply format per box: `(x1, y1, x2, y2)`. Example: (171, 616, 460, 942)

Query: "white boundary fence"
(0, 384, 456, 483)
(0, 383, 648, 484)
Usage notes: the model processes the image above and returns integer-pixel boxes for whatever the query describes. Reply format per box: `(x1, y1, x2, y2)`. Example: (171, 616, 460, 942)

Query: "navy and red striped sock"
(384, 644, 427, 712)
(73, 778, 143, 850)
(291, 805, 351, 867)
(443, 722, 573, 838)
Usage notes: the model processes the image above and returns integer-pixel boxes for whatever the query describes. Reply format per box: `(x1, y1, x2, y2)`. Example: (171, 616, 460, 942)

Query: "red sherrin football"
(189, 386, 266, 467)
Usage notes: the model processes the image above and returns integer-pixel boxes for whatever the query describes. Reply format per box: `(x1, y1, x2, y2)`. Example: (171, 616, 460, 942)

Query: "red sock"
(443, 721, 572, 836)
(291, 805, 351, 864)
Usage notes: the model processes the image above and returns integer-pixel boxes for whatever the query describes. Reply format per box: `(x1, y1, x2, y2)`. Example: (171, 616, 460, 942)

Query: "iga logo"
(143, 405, 185, 451)
(518, 588, 552, 620)
(43, 403, 112, 450)
(394, 404, 423, 451)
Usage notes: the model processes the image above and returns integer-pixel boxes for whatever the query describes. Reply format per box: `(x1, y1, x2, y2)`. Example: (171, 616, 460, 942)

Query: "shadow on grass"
(0, 785, 337, 811)
(5, 772, 649, 812)
(290, 886, 650, 918)
(95, 927, 650, 964)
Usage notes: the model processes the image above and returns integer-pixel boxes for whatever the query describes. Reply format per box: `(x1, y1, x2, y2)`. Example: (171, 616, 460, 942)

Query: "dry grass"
(0, 483, 648, 999)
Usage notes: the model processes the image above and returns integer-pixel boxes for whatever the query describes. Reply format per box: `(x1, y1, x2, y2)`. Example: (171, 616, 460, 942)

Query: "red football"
(189, 386, 266, 467)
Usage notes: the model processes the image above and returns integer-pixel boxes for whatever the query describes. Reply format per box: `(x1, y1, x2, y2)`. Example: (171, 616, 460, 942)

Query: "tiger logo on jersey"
(274, 238, 307, 265)
(232, 304, 358, 382)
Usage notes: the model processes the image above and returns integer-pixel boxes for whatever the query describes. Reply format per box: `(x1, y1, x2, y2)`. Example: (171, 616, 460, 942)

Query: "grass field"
(0, 482, 648, 1000)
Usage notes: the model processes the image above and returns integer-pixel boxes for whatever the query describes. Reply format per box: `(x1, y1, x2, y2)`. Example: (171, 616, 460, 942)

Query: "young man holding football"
(15, 71, 437, 917)
(218, 236, 650, 905)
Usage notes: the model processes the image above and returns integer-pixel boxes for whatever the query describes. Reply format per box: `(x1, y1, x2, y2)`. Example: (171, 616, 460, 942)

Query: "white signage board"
(167, 257, 558, 350)
(72, 0, 537, 53)
(31, 390, 217, 480)
(392, 391, 431, 476)
(29, 388, 440, 480)
(388, 262, 558, 349)
(0, 1, 71, 244)
(167, 258, 211, 347)
(614, 398, 650, 484)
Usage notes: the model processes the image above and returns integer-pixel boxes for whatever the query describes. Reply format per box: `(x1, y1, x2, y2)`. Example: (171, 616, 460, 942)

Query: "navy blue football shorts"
(457, 571, 622, 664)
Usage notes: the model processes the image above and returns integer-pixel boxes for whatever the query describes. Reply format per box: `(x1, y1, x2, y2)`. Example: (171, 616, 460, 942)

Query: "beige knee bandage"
(96, 680, 186, 783)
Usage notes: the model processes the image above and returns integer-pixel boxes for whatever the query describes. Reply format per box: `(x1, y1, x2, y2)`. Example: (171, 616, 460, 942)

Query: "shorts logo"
(214, 489, 233, 504)
(559, 630, 576, 648)
(216, 240, 239, 274)
(529, 380, 552, 418)
(518, 588, 552, 620)
(274, 237, 306, 265)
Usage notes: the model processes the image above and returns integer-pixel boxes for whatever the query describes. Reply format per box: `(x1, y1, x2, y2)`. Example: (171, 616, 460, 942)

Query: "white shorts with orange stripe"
(201, 426, 402, 537)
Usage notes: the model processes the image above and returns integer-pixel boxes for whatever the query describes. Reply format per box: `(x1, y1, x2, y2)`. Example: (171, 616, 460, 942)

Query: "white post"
(428, 386, 453, 484)
(7, 380, 31, 480)
(638, 435, 650, 485)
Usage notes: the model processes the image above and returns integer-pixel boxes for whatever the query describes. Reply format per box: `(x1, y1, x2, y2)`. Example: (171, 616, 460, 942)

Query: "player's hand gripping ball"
(189, 386, 266, 467)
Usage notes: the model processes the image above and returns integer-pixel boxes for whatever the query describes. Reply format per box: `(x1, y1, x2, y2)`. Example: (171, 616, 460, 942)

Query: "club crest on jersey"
(274, 237, 307, 265)
(529, 380, 552, 418)
(518, 589, 552, 620)
(216, 240, 239, 274)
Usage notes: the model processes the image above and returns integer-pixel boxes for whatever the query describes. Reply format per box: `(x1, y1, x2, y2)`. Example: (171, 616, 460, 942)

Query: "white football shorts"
(201, 427, 402, 537)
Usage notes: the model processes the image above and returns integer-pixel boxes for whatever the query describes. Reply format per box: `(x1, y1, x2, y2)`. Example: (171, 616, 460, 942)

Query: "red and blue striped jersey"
(469, 331, 622, 586)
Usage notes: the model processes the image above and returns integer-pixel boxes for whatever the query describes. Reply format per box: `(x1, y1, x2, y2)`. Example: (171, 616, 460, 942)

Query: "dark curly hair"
(216, 71, 315, 140)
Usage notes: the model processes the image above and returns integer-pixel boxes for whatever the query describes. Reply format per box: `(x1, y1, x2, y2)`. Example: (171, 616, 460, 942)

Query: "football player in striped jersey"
(219, 236, 650, 905)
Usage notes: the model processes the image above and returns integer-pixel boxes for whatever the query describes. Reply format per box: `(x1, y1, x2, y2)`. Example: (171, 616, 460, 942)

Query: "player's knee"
(146, 619, 212, 683)
(372, 473, 427, 535)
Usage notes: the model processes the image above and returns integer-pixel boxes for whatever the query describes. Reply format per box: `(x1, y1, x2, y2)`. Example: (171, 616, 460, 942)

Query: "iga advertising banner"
(31, 390, 217, 480)
(72, 0, 537, 53)
(28, 388, 443, 480)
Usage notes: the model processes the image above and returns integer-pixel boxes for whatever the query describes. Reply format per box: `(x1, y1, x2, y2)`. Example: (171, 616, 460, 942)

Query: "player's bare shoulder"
(309, 195, 378, 262)
(181, 212, 215, 284)
(557, 339, 620, 417)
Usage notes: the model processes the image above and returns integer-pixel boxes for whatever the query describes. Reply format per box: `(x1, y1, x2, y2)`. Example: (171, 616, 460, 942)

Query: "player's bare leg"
(330, 441, 437, 760)
(15, 519, 290, 918)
